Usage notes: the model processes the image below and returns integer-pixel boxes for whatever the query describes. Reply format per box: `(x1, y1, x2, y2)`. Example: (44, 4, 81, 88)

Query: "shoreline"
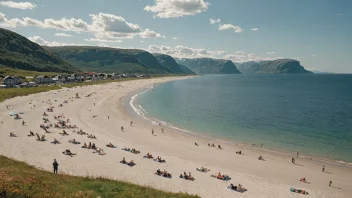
(125, 79, 352, 168)
(0, 76, 351, 198)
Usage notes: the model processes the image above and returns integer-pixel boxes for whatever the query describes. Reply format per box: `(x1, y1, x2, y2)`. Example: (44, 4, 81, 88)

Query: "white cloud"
(312, 54, 316, 57)
(55, 33, 72, 37)
(28, 36, 84, 47)
(209, 18, 221, 24)
(139, 28, 162, 38)
(84, 38, 122, 43)
(0, 12, 163, 40)
(0, 1, 37, 10)
(251, 28, 259, 31)
(89, 13, 141, 33)
(172, 37, 177, 40)
(337, 13, 343, 16)
(148, 45, 227, 59)
(266, 52, 276, 55)
(145, 0, 210, 18)
(209, 17, 243, 33)
(0, 13, 5, 22)
(218, 23, 243, 33)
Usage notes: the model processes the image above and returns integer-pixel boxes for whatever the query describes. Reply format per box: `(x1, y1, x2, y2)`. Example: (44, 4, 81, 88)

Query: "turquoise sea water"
(134, 75, 352, 163)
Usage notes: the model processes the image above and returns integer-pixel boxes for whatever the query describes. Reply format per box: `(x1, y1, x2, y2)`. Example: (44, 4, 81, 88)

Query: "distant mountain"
(237, 59, 313, 74)
(153, 53, 195, 74)
(309, 69, 334, 74)
(45, 46, 175, 74)
(0, 28, 79, 73)
(175, 58, 241, 74)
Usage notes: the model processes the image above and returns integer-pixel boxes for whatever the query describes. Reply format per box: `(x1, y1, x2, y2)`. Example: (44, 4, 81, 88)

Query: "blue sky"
(0, 0, 351, 73)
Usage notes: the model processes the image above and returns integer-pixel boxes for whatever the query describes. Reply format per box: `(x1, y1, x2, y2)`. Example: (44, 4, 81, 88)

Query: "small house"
(35, 75, 54, 84)
(4, 76, 23, 88)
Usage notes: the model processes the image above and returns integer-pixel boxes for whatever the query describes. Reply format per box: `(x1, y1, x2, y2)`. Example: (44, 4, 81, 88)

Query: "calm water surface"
(135, 75, 352, 162)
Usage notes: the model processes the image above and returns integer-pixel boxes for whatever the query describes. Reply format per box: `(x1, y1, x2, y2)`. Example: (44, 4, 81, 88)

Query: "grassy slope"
(0, 28, 79, 73)
(0, 66, 60, 78)
(0, 156, 199, 198)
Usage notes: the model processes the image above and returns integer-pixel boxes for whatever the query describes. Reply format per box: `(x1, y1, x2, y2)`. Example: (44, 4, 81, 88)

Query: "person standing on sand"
(292, 158, 295, 164)
(108, 116, 109, 119)
(162, 128, 164, 133)
(152, 129, 154, 135)
(53, 159, 59, 174)
(130, 121, 133, 126)
(297, 152, 299, 157)
(322, 166, 325, 172)
(22, 120, 25, 126)
(329, 180, 332, 187)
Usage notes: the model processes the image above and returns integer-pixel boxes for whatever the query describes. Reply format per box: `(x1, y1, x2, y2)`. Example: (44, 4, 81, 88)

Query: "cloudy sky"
(0, 0, 351, 73)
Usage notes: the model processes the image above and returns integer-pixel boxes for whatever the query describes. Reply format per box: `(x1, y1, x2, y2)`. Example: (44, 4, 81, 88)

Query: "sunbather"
(28, 131, 35, 136)
(62, 149, 75, 157)
(82, 143, 88, 148)
(121, 157, 127, 164)
(236, 151, 242, 154)
(145, 153, 153, 158)
(128, 160, 135, 166)
(258, 156, 264, 160)
(9, 132, 17, 137)
(50, 138, 60, 144)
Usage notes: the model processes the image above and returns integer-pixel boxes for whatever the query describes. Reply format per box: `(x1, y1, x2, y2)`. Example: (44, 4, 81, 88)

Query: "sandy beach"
(0, 77, 351, 198)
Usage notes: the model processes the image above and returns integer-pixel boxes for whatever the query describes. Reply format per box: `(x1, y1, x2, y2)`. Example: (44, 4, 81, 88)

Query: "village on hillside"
(0, 72, 151, 88)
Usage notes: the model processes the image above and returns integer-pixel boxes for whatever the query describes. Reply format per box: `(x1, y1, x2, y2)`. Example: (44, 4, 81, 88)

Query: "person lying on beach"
(87, 134, 96, 139)
(128, 160, 135, 166)
(62, 149, 75, 157)
(180, 172, 195, 181)
(28, 131, 35, 137)
(106, 142, 116, 148)
(195, 142, 199, 146)
(68, 139, 80, 144)
(258, 156, 264, 161)
(51, 138, 60, 144)
(154, 156, 166, 163)
(300, 178, 309, 183)
(196, 166, 210, 172)
(40, 135, 46, 141)
(212, 172, 231, 181)
(290, 187, 309, 195)
(145, 153, 153, 159)
(97, 148, 106, 155)
(155, 169, 172, 178)
(229, 184, 247, 193)
(82, 143, 88, 148)
(9, 132, 17, 137)
(60, 130, 69, 136)
(236, 151, 242, 154)
(131, 148, 140, 154)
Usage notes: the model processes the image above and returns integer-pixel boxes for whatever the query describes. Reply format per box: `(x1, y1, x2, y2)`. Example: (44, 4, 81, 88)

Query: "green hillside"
(176, 58, 241, 74)
(237, 59, 313, 74)
(45, 47, 178, 74)
(0, 28, 79, 73)
(153, 53, 195, 74)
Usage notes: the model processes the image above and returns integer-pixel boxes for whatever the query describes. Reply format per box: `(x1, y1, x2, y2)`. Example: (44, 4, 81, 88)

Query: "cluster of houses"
(0, 72, 150, 88)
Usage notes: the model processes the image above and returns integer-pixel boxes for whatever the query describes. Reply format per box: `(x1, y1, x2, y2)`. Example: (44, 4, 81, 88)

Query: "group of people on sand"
(229, 184, 247, 193)
(212, 172, 231, 181)
(180, 172, 195, 181)
(156, 169, 172, 178)
(120, 157, 135, 166)
(207, 143, 222, 149)
(82, 142, 97, 150)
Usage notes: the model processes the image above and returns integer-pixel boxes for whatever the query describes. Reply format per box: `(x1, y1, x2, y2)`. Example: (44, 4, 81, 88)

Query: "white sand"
(0, 77, 351, 198)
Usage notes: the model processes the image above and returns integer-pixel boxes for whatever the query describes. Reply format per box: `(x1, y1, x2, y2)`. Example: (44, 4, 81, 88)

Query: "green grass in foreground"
(0, 66, 60, 78)
(0, 85, 62, 103)
(0, 155, 199, 198)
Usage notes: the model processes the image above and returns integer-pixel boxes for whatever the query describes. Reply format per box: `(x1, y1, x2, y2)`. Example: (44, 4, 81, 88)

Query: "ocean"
(132, 74, 352, 163)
